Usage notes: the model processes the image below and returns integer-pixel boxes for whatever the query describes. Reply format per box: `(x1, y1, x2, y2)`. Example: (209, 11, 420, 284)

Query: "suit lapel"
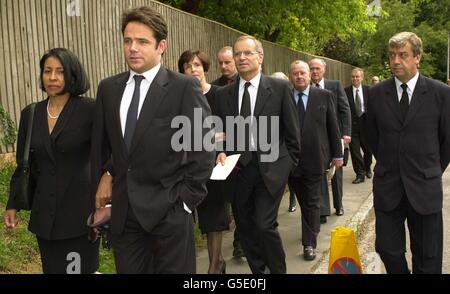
(50, 97, 76, 140)
(384, 78, 403, 124)
(113, 72, 131, 158)
(36, 101, 56, 163)
(227, 80, 240, 116)
(253, 75, 271, 117)
(363, 86, 369, 111)
(304, 88, 320, 129)
(128, 67, 168, 156)
(347, 88, 356, 113)
(403, 75, 427, 126)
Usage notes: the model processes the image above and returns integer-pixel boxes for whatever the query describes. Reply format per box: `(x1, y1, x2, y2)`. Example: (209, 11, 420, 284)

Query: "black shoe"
(335, 208, 344, 216)
(288, 205, 297, 212)
(366, 171, 372, 179)
(352, 177, 365, 184)
(232, 245, 245, 259)
(320, 216, 327, 224)
(303, 246, 316, 261)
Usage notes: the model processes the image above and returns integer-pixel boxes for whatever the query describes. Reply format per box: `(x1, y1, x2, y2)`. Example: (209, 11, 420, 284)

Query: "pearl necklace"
(47, 102, 60, 119)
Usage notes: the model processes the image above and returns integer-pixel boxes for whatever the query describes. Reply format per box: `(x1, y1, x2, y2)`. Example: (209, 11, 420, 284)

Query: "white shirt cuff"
(183, 202, 192, 214)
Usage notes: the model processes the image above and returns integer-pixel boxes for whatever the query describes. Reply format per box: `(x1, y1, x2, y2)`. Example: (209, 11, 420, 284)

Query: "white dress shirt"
(394, 71, 419, 103)
(238, 72, 261, 148)
(120, 64, 161, 136)
(352, 86, 365, 113)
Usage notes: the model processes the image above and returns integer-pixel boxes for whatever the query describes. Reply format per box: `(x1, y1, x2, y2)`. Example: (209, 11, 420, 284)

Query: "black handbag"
(12, 103, 36, 211)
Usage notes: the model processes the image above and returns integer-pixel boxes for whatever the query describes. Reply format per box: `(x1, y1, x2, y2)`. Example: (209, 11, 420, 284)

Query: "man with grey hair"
(345, 68, 372, 184)
(215, 35, 300, 273)
(288, 60, 343, 261)
(371, 76, 380, 85)
(309, 58, 351, 223)
(368, 32, 450, 274)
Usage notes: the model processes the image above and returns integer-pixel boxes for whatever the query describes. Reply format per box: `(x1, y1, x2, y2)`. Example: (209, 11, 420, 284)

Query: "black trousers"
(111, 201, 195, 274)
(231, 157, 286, 274)
(37, 234, 99, 274)
(289, 172, 323, 248)
(375, 195, 443, 274)
(349, 119, 372, 178)
(320, 167, 343, 216)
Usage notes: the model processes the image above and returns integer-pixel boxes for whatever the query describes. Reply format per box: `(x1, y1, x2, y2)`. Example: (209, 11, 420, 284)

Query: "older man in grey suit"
(309, 58, 351, 223)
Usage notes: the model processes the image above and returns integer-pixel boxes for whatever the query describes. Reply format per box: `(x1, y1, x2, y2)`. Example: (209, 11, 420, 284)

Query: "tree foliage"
(361, 0, 449, 81)
(159, 0, 376, 54)
(159, 0, 449, 81)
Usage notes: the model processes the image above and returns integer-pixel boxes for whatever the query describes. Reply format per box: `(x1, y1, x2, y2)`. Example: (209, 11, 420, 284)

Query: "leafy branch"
(0, 105, 17, 146)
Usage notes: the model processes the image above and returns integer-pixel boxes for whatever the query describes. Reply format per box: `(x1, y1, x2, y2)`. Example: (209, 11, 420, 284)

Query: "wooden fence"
(0, 0, 354, 153)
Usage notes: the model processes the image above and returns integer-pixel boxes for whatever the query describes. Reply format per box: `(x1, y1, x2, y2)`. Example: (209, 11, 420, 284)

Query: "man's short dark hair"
(122, 6, 168, 46)
(178, 50, 210, 74)
(39, 48, 90, 96)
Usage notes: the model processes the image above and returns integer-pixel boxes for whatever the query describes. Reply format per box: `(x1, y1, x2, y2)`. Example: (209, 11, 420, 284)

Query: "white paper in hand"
(210, 154, 241, 180)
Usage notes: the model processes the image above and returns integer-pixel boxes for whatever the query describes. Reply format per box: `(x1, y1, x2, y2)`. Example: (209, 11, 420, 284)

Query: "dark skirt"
(36, 234, 99, 274)
(197, 180, 230, 234)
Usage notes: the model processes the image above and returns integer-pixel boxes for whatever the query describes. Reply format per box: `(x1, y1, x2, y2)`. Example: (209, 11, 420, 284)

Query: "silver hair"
(389, 32, 423, 56)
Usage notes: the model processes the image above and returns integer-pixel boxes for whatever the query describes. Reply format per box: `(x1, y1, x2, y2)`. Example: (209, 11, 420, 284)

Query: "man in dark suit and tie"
(345, 68, 372, 184)
(367, 32, 450, 274)
(90, 6, 214, 274)
(288, 60, 343, 261)
(211, 46, 238, 87)
(309, 58, 351, 222)
(215, 35, 300, 274)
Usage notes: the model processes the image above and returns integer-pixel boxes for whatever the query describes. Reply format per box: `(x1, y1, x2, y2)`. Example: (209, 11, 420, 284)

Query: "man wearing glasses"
(215, 35, 300, 274)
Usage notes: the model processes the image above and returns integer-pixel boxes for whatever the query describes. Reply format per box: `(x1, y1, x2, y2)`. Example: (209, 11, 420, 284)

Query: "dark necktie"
(315, 83, 321, 88)
(399, 83, 409, 121)
(239, 82, 252, 166)
(124, 75, 144, 151)
(297, 93, 306, 128)
(355, 88, 363, 117)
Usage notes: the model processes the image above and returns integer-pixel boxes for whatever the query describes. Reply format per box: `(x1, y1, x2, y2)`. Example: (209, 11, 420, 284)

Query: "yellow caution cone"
(328, 226, 362, 274)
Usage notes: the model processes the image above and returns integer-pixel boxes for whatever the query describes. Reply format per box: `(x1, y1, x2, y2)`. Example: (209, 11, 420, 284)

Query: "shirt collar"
(394, 71, 419, 93)
(318, 79, 325, 89)
(239, 72, 261, 90)
(127, 63, 161, 85)
(294, 85, 310, 98)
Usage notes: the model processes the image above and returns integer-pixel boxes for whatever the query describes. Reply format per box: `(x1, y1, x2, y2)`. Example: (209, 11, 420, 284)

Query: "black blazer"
(367, 75, 450, 214)
(345, 85, 369, 134)
(293, 87, 343, 176)
(7, 97, 95, 240)
(91, 67, 215, 235)
(324, 79, 352, 137)
(211, 74, 237, 87)
(215, 74, 301, 197)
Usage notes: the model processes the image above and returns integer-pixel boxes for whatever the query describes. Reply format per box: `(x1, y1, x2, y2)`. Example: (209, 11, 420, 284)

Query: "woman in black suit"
(4, 48, 99, 274)
(178, 50, 230, 274)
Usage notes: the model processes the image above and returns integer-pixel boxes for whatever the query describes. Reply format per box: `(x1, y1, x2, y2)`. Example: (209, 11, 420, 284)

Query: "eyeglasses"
(233, 51, 260, 58)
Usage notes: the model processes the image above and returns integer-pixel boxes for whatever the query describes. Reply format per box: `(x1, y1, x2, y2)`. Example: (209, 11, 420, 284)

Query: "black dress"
(196, 85, 230, 234)
(7, 97, 99, 274)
